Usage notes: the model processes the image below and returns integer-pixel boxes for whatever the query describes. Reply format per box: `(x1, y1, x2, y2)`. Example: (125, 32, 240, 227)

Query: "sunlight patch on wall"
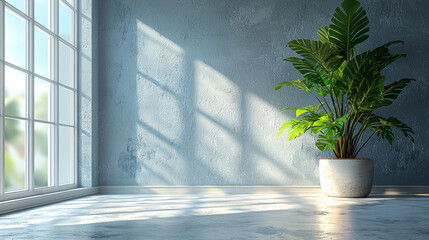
(243, 92, 297, 183)
(245, 92, 289, 151)
(194, 60, 242, 183)
(194, 60, 242, 132)
(193, 114, 241, 183)
(136, 19, 185, 138)
(133, 20, 187, 184)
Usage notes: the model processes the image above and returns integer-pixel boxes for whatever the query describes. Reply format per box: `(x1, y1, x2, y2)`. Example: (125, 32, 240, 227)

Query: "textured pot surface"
(319, 158, 374, 198)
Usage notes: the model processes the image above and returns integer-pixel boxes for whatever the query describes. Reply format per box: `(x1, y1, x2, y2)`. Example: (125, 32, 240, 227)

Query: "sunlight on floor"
(1, 194, 429, 239)
(55, 194, 299, 226)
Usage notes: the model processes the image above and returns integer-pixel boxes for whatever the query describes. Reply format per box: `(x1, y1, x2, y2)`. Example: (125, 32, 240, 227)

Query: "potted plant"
(276, 0, 414, 197)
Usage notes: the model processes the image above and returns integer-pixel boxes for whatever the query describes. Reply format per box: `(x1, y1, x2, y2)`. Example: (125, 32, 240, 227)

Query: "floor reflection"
(1, 194, 429, 239)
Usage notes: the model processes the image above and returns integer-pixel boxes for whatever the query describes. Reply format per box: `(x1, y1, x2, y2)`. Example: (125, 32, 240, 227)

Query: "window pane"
(64, 0, 74, 8)
(35, 0, 51, 30)
(34, 122, 52, 188)
(6, 0, 26, 13)
(5, 118, 27, 192)
(59, 1, 74, 44)
(59, 41, 74, 87)
(59, 126, 74, 185)
(59, 87, 74, 125)
(5, 66, 27, 117)
(35, 77, 53, 121)
(34, 27, 51, 79)
(5, 8, 27, 69)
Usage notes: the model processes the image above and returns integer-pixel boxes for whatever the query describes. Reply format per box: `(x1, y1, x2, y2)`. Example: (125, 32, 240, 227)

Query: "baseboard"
(99, 186, 429, 195)
(0, 187, 99, 215)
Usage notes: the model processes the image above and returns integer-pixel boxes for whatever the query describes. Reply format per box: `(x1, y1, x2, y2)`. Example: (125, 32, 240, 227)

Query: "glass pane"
(65, 0, 74, 8)
(34, 0, 51, 30)
(59, 87, 74, 125)
(5, 8, 27, 69)
(35, 77, 53, 121)
(5, 118, 27, 192)
(6, 0, 26, 13)
(34, 27, 51, 79)
(5, 66, 27, 117)
(59, 41, 74, 87)
(59, 126, 74, 185)
(59, 1, 74, 44)
(34, 123, 52, 188)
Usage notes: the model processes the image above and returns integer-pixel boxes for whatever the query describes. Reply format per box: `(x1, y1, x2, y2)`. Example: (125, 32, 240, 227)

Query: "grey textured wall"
(98, 0, 429, 186)
(78, 0, 99, 187)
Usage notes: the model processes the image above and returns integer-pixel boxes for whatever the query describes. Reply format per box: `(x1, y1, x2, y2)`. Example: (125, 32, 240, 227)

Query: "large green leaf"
(287, 39, 343, 72)
(315, 114, 349, 151)
(344, 41, 406, 111)
(278, 112, 326, 140)
(329, 0, 369, 60)
(285, 57, 330, 86)
(317, 26, 330, 44)
(382, 78, 415, 106)
(314, 84, 331, 97)
(331, 61, 348, 96)
(344, 53, 385, 111)
(278, 119, 309, 141)
(284, 57, 332, 97)
(354, 74, 386, 111)
(282, 103, 325, 117)
(311, 113, 333, 134)
(367, 114, 414, 147)
(275, 79, 312, 92)
(345, 41, 404, 78)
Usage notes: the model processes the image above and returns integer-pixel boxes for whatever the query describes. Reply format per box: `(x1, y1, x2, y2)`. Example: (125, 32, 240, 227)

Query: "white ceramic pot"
(319, 158, 374, 198)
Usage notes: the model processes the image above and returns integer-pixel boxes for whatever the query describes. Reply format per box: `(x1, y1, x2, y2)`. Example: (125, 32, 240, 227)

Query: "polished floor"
(1, 194, 429, 239)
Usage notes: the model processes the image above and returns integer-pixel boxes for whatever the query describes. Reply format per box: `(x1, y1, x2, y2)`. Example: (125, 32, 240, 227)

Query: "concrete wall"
(78, 0, 99, 187)
(97, 0, 429, 186)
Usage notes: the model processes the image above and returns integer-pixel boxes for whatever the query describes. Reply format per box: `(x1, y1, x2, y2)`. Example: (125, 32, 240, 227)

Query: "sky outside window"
(5, 8, 27, 69)
(6, 0, 26, 13)
(35, 0, 51, 30)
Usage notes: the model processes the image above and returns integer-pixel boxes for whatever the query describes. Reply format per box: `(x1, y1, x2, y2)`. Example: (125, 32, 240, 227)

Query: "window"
(0, 0, 77, 200)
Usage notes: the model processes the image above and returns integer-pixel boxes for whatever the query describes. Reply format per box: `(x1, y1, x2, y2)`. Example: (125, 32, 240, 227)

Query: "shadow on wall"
(98, 0, 428, 186)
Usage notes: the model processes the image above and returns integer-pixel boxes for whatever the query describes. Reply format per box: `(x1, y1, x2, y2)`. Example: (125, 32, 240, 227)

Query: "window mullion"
(28, 0, 34, 191)
(0, 0, 4, 196)
(0, 0, 3, 61)
(54, 0, 59, 188)
(73, 0, 77, 185)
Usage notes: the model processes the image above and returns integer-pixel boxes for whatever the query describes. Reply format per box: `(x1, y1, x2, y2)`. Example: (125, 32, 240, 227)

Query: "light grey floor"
(0, 194, 429, 239)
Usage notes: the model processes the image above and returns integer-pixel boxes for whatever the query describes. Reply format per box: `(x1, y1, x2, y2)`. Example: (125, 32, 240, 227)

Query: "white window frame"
(0, 0, 78, 202)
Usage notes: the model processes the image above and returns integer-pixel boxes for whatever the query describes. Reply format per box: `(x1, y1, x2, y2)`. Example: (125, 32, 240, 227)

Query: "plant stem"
(310, 92, 329, 114)
(354, 131, 376, 157)
(350, 112, 364, 136)
(323, 96, 334, 114)
(328, 73, 340, 118)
